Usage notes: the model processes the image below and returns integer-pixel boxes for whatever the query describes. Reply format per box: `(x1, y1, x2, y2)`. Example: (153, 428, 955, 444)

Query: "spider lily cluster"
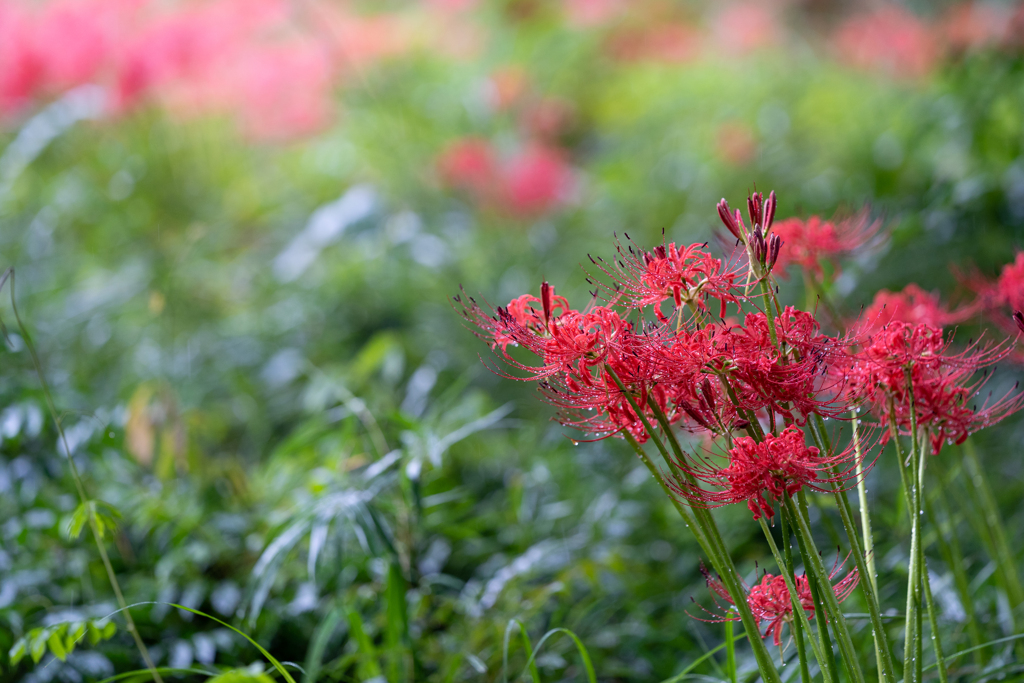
(458, 188, 1024, 682)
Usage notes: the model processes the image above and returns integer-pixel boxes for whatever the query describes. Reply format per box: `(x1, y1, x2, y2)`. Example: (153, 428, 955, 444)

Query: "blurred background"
(2, 0, 1024, 681)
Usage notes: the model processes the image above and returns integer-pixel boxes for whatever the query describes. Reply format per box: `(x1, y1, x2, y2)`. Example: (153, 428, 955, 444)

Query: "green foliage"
(64, 499, 122, 541)
(8, 618, 116, 667)
(2, 8, 1024, 683)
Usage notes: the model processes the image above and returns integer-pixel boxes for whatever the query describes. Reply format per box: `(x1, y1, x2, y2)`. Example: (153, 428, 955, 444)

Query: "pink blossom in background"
(940, 2, 1009, 53)
(834, 7, 939, 80)
(715, 121, 757, 166)
(436, 139, 573, 217)
(606, 22, 702, 64)
(501, 145, 573, 217)
(0, 0, 433, 139)
(224, 43, 334, 140)
(487, 66, 529, 112)
(855, 283, 976, 335)
(437, 137, 500, 197)
(523, 97, 576, 141)
(423, 0, 480, 13)
(0, 4, 39, 114)
(562, 0, 626, 28)
(710, 2, 781, 56)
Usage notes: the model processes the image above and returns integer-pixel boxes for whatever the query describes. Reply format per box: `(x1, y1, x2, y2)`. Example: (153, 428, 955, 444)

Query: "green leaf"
(30, 629, 50, 664)
(66, 622, 86, 652)
(100, 620, 116, 640)
(207, 666, 275, 683)
(9, 639, 26, 666)
(65, 500, 122, 541)
(47, 629, 68, 662)
(346, 608, 383, 681)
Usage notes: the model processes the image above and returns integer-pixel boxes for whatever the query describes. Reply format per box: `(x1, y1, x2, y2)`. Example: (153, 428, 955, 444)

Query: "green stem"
(924, 461, 986, 665)
(852, 412, 877, 595)
(0, 269, 164, 683)
(787, 502, 840, 683)
(780, 508, 813, 683)
(725, 619, 737, 683)
(758, 516, 825, 681)
(786, 492, 867, 683)
(610, 382, 782, 683)
(759, 280, 780, 350)
(811, 415, 897, 682)
(890, 425, 920, 683)
(915, 442, 948, 683)
(962, 439, 1024, 608)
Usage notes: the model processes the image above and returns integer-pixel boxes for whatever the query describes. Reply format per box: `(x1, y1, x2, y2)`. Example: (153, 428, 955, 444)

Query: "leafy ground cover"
(2, 2, 1024, 681)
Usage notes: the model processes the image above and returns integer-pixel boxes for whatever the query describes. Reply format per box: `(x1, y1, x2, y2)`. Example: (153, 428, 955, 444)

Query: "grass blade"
(522, 627, 596, 683)
(503, 619, 541, 683)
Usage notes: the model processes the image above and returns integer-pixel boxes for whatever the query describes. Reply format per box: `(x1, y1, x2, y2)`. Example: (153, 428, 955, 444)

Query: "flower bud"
(752, 225, 766, 265)
(767, 234, 782, 272)
(748, 193, 762, 229)
(541, 281, 553, 322)
(717, 199, 742, 239)
(763, 190, 776, 233)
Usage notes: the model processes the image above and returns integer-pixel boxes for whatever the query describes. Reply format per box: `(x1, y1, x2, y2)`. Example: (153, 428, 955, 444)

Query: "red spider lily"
(437, 137, 499, 197)
(455, 283, 665, 441)
(770, 211, 884, 279)
(963, 252, 1024, 343)
(982, 251, 1024, 312)
(708, 307, 853, 425)
(855, 283, 977, 335)
(673, 426, 870, 520)
(695, 559, 859, 647)
(589, 238, 746, 321)
(845, 322, 1024, 454)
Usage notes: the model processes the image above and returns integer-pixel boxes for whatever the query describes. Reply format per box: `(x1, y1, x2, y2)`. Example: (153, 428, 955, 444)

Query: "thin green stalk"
(962, 439, 1024, 608)
(622, 431, 706, 548)
(853, 410, 888, 681)
(787, 502, 840, 683)
(758, 516, 825, 681)
(0, 269, 164, 683)
(915, 441, 948, 683)
(759, 280, 780, 349)
(891, 427, 920, 683)
(921, 562, 948, 683)
(810, 415, 897, 682)
(786, 492, 867, 683)
(724, 620, 737, 683)
(607, 370, 783, 683)
(620, 429, 781, 683)
(780, 508, 813, 683)
(851, 412, 877, 595)
(923, 468, 985, 666)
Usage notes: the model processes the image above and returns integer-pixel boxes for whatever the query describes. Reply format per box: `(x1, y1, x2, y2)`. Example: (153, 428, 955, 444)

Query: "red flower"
(675, 426, 868, 520)
(845, 322, 1023, 454)
(501, 144, 573, 217)
(709, 307, 853, 425)
(593, 239, 745, 320)
(856, 283, 976, 335)
(437, 137, 499, 197)
(696, 560, 859, 646)
(770, 211, 883, 279)
(456, 283, 660, 441)
(834, 7, 939, 80)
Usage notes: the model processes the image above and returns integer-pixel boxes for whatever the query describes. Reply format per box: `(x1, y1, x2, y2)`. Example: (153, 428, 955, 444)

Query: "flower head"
(845, 322, 1023, 453)
(855, 283, 976, 336)
(593, 239, 744, 320)
(675, 426, 868, 520)
(770, 211, 883, 279)
(695, 559, 859, 647)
